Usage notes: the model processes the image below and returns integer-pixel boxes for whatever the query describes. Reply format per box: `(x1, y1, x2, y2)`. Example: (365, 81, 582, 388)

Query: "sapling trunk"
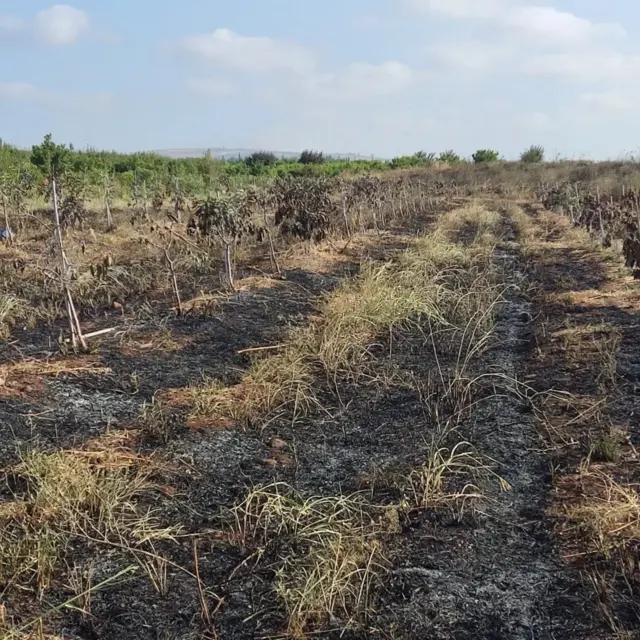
(52, 178, 87, 351)
(142, 181, 150, 222)
(262, 209, 281, 274)
(105, 196, 114, 231)
(341, 195, 352, 240)
(2, 191, 11, 246)
(174, 178, 182, 223)
(223, 242, 235, 291)
(163, 248, 183, 316)
(104, 175, 114, 231)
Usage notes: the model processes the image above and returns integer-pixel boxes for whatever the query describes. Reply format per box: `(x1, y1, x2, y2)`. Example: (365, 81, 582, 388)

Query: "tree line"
(0, 135, 546, 201)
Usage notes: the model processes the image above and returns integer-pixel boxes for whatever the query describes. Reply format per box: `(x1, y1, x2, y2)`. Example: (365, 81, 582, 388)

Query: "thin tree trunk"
(223, 242, 235, 291)
(2, 192, 11, 246)
(342, 201, 352, 239)
(52, 178, 87, 351)
(377, 200, 385, 230)
(163, 248, 183, 316)
(105, 184, 114, 232)
(104, 174, 114, 231)
(174, 178, 181, 223)
(105, 197, 114, 231)
(142, 181, 150, 222)
(372, 207, 380, 236)
(262, 209, 281, 274)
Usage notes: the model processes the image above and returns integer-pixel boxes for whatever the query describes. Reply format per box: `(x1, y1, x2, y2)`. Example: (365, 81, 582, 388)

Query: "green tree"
(30, 133, 71, 178)
(193, 190, 256, 290)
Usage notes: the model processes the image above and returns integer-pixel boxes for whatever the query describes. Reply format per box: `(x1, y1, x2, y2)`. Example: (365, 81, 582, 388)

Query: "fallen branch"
(237, 344, 285, 355)
(64, 327, 117, 343)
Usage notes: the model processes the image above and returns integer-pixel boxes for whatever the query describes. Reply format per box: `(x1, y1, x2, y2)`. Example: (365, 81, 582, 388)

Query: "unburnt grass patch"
(186, 203, 507, 432)
(230, 483, 387, 638)
(0, 446, 176, 636)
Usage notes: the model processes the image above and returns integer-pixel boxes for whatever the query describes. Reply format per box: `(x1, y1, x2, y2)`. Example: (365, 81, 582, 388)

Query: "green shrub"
(30, 134, 71, 178)
(390, 152, 436, 170)
(438, 150, 462, 164)
(520, 145, 545, 163)
(299, 150, 325, 165)
(472, 149, 500, 164)
(244, 151, 279, 170)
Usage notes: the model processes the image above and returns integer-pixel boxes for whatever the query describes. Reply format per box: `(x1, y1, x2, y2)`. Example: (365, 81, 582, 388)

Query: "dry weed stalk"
(403, 440, 510, 517)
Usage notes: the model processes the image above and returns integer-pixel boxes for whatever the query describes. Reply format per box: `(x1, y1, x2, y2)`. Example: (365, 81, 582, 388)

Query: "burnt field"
(0, 170, 639, 639)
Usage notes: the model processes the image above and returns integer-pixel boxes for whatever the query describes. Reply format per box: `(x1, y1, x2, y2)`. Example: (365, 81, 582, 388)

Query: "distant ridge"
(152, 147, 381, 161)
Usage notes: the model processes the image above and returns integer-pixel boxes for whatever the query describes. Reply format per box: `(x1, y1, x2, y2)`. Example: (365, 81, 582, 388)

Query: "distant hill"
(152, 148, 381, 161)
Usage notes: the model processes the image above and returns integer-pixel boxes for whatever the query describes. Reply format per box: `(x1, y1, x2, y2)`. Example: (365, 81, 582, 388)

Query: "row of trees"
(0, 136, 548, 201)
(251, 145, 546, 171)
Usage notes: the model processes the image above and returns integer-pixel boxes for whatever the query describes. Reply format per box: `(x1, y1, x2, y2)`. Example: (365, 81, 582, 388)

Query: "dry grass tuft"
(502, 202, 536, 242)
(594, 329, 621, 393)
(188, 336, 318, 429)
(434, 203, 503, 246)
(313, 261, 445, 380)
(565, 471, 640, 556)
(0, 449, 173, 593)
(402, 440, 510, 517)
(0, 295, 36, 338)
(232, 483, 386, 637)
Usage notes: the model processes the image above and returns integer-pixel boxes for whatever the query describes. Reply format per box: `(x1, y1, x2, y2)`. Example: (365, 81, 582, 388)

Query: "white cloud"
(524, 52, 640, 83)
(427, 41, 515, 70)
(179, 28, 314, 73)
(307, 62, 414, 100)
(408, 0, 624, 48)
(187, 78, 236, 98)
(505, 6, 625, 45)
(0, 6, 90, 46)
(413, 0, 633, 86)
(405, 0, 507, 19)
(0, 82, 38, 100)
(579, 91, 634, 111)
(0, 81, 111, 110)
(0, 15, 25, 39)
(35, 5, 90, 45)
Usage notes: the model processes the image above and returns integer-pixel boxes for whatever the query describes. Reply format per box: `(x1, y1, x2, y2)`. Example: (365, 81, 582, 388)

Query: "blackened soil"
(0, 213, 626, 639)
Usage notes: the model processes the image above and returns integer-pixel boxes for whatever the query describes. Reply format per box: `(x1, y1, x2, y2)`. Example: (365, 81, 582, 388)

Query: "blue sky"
(1, 0, 639, 158)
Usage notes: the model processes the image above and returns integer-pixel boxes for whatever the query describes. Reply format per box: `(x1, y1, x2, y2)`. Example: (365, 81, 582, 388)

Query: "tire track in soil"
(375, 213, 605, 639)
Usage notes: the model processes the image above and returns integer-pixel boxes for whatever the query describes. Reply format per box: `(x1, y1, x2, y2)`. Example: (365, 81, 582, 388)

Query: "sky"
(1, 0, 639, 159)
